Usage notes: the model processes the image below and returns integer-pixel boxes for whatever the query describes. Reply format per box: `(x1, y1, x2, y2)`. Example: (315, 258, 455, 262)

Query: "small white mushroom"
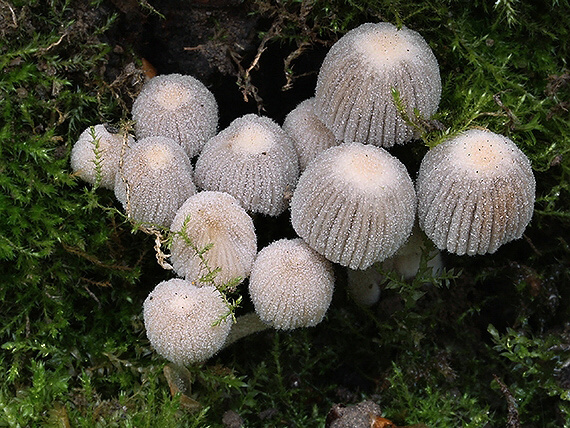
(70, 124, 133, 190)
(282, 98, 340, 171)
(194, 114, 299, 216)
(290, 142, 416, 270)
(132, 73, 218, 158)
(170, 191, 257, 287)
(249, 238, 335, 330)
(314, 22, 441, 147)
(417, 128, 536, 255)
(143, 278, 232, 365)
(114, 136, 196, 227)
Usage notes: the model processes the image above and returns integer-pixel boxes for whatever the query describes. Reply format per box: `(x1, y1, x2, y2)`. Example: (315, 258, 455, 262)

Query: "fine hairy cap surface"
(290, 142, 416, 270)
(132, 73, 218, 158)
(314, 22, 441, 147)
(249, 238, 335, 330)
(143, 279, 232, 365)
(71, 124, 133, 190)
(417, 128, 536, 255)
(114, 136, 196, 227)
(170, 191, 257, 287)
(194, 114, 299, 216)
(282, 98, 340, 171)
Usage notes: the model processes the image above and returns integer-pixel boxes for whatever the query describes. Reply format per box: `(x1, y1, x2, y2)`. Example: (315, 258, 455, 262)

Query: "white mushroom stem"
(222, 312, 271, 349)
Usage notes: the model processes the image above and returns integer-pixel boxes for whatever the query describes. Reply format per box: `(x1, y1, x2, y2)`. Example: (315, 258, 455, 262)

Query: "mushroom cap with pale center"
(314, 22, 441, 147)
(132, 73, 218, 158)
(249, 238, 335, 330)
(170, 191, 257, 287)
(194, 114, 299, 216)
(71, 124, 133, 190)
(417, 128, 536, 255)
(290, 142, 416, 270)
(143, 278, 232, 365)
(114, 136, 196, 227)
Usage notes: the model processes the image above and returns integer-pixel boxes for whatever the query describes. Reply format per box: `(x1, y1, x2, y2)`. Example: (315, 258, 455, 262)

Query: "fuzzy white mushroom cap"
(170, 191, 257, 287)
(249, 238, 335, 330)
(143, 278, 232, 365)
(314, 22, 441, 147)
(132, 74, 218, 158)
(71, 124, 133, 190)
(291, 142, 416, 270)
(282, 98, 340, 171)
(114, 136, 196, 227)
(194, 114, 299, 216)
(417, 129, 536, 255)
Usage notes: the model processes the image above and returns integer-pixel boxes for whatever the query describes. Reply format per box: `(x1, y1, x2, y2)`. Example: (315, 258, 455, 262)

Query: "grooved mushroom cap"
(194, 114, 299, 216)
(170, 191, 257, 287)
(291, 142, 416, 270)
(132, 73, 218, 158)
(249, 238, 335, 330)
(314, 22, 441, 147)
(417, 129, 536, 255)
(114, 136, 196, 227)
(143, 278, 232, 365)
(282, 98, 340, 171)
(71, 124, 134, 189)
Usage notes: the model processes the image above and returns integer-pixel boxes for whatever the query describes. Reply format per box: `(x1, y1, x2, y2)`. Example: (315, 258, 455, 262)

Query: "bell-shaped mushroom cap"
(291, 142, 416, 270)
(249, 238, 335, 330)
(71, 124, 134, 190)
(314, 22, 441, 147)
(132, 73, 218, 158)
(194, 114, 299, 216)
(282, 98, 340, 171)
(114, 136, 196, 227)
(170, 191, 257, 287)
(143, 278, 232, 365)
(417, 129, 536, 255)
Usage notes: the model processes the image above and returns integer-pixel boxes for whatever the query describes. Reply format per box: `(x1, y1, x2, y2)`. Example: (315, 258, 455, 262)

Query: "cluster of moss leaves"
(1, 0, 569, 426)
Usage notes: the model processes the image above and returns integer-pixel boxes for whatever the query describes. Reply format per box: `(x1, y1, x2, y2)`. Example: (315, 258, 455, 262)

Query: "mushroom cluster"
(70, 19, 535, 369)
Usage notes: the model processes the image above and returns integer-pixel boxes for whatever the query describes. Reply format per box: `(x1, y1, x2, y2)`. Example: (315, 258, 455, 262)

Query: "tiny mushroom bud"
(71, 124, 133, 190)
(249, 238, 335, 330)
(170, 191, 257, 287)
(291, 142, 416, 270)
(417, 128, 536, 255)
(314, 22, 441, 147)
(143, 278, 232, 365)
(282, 98, 340, 171)
(132, 73, 218, 158)
(114, 136, 196, 227)
(194, 114, 299, 216)
(346, 265, 383, 306)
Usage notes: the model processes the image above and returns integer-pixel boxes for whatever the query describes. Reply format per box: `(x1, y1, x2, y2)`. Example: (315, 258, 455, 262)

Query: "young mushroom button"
(249, 238, 335, 330)
(143, 279, 232, 365)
